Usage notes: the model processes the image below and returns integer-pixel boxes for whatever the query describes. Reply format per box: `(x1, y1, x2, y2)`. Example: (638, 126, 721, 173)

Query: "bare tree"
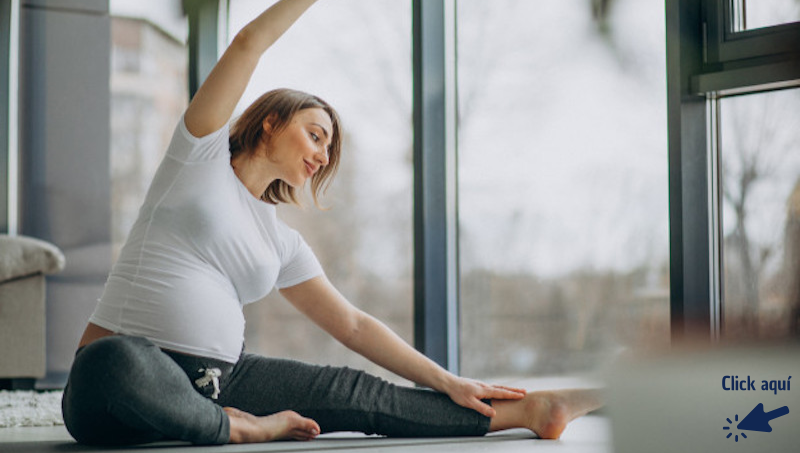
(722, 128, 774, 328)
(720, 91, 799, 338)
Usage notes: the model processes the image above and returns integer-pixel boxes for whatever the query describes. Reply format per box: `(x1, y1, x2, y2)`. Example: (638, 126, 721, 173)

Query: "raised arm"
(280, 276, 526, 418)
(184, 0, 319, 137)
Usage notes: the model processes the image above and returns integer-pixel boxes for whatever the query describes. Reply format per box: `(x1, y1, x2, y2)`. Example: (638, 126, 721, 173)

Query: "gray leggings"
(61, 335, 490, 445)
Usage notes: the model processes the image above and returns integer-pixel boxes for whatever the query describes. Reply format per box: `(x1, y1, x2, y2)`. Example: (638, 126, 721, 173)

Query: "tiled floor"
(0, 415, 611, 453)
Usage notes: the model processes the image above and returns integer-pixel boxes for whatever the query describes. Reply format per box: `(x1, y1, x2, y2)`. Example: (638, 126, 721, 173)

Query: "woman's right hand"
(441, 375, 527, 418)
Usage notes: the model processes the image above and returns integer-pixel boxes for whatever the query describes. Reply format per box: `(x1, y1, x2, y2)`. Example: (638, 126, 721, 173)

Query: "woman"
(62, 0, 602, 445)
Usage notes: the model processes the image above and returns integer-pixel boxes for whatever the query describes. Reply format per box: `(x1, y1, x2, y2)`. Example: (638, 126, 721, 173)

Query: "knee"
(70, 336, 157, 388)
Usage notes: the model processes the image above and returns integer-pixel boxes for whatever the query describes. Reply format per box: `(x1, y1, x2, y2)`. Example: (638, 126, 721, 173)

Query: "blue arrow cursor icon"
(737, 403, 790, 433)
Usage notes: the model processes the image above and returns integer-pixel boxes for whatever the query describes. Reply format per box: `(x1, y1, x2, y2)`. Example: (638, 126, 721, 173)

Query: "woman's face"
(264, 108, 333, 188)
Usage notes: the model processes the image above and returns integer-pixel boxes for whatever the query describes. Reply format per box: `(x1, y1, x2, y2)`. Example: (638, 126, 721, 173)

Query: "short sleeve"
(165, 114, 231, 162)
(275, 224, 325, 289)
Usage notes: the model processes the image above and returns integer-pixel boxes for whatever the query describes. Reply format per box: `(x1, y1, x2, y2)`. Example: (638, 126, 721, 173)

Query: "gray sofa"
(0, 235, 65, 387)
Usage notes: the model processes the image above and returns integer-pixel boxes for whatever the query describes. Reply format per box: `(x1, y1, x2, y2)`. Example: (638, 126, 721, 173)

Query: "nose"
(315, 148, 329, 167)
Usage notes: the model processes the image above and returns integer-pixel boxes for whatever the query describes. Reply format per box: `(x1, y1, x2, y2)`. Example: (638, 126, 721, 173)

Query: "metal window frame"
(667, 0, 711, 340)
(696, 0, 800, 97)
(706, 0, 800, 64)
(667, 0, 800, 341)
(1, 0, 10, 234)
(1, 0, 19, 235)
(412, 0, 459, 373)
(183, 0, 224, 99)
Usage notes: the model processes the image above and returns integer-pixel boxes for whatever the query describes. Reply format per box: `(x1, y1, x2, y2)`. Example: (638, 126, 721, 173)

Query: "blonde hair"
(229, 88, 342, 207)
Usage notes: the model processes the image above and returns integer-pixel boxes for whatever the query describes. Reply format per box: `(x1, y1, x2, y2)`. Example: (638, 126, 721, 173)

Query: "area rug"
(0, 390, 64, 427)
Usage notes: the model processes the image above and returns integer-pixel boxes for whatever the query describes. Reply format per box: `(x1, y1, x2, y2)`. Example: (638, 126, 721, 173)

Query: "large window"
(720, 89, 800, 339)
(668, 0, 800, 340)
(110, 1, 189, 260)
(457, 0, 669, 379)
(228, 0, 414, 383)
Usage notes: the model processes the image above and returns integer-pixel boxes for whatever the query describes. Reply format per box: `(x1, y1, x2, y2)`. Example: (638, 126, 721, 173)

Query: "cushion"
(0, 235, 65, 283)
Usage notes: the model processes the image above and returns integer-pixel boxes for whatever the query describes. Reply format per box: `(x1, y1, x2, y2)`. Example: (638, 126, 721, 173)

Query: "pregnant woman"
(61, 0, 602, 445)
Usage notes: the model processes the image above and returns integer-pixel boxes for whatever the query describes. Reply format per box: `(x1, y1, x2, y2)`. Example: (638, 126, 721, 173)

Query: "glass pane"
(110, 4, 189, 260)
(737, 0, 800, 31)
(228, 0, 413, 384)
(457, 0, 670, 380)
(720, 89, 800, 340)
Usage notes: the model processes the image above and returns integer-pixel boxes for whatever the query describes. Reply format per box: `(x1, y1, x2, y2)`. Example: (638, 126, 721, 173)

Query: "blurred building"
(110, 5, 188, 260)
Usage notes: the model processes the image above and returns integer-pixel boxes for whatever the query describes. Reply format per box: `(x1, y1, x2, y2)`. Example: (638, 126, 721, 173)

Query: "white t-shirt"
(90, 116, 324, 363)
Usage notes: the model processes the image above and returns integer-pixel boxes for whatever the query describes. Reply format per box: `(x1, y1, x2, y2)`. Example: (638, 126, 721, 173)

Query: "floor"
(0, 415, 611, 453)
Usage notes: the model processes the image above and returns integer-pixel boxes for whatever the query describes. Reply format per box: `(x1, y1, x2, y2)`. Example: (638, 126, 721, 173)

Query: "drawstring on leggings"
(195, 368, 222, 399)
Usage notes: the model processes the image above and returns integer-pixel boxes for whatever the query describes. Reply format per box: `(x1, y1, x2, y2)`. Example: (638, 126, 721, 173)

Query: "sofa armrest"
(0, 235, 66, 283)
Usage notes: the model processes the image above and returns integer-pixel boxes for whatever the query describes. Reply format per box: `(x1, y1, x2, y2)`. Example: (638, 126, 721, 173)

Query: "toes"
(290, 428, 317, 441)
(295, 414, 320, 440)
(301, 417, 321, 435)
(275, 410, 320, 440)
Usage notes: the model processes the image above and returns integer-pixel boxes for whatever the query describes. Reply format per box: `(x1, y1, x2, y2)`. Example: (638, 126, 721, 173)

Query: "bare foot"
(224, 407, 320, 443)
(490, 388, 604, 439)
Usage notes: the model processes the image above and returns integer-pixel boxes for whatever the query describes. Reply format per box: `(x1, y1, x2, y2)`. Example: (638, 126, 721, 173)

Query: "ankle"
(225, 407, 259, 444)
(227, 416, 248, 443)
(488, 397, 528, 432)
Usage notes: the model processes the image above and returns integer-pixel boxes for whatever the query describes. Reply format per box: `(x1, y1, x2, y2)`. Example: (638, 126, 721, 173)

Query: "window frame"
(412, 0, 459, 373)
(1, 0, 20, 235)
(183, 0, 225, 99)
(697, 0, 800, 96)
(707, 0, 800, 64)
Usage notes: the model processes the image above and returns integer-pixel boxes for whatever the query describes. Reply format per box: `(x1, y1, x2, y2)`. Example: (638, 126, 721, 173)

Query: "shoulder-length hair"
(229, 88, 342, 207)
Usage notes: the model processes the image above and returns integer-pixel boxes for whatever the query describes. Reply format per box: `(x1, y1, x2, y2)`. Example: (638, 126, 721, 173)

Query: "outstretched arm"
(280, 275, 526, 417)
(184, 0, 318, 137)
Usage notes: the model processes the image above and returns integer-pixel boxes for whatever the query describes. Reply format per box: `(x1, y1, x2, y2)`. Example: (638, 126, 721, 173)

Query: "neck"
(230, 152, 277, 200)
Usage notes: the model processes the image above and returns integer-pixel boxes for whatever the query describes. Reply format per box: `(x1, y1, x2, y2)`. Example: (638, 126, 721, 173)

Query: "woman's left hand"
(442, 376, 527, 417)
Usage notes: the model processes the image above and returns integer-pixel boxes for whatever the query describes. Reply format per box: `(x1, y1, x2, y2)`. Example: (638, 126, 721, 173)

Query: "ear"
(262, 114, 278, 135)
